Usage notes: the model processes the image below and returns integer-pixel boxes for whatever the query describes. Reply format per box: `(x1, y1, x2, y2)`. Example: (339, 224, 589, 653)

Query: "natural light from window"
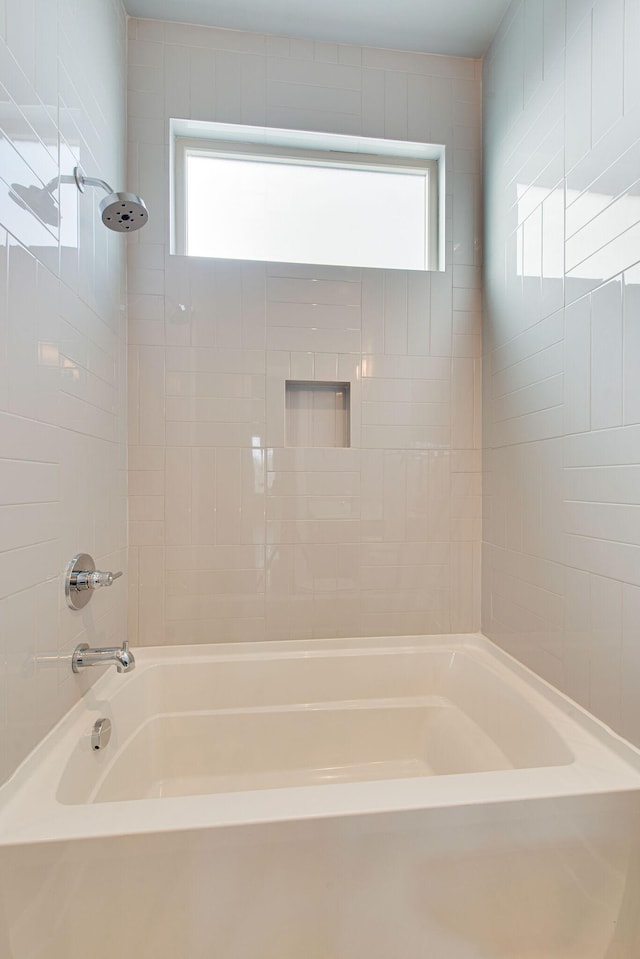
(186, 154, 429, 270)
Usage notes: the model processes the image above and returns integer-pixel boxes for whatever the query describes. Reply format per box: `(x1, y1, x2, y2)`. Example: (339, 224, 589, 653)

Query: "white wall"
(483, 0, 640, 745)
(127, 19, 483, 646)
(0, 0, 128, 785)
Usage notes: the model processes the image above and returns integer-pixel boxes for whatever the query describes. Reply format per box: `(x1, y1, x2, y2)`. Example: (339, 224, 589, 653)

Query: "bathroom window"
(172, 121, 443, 271)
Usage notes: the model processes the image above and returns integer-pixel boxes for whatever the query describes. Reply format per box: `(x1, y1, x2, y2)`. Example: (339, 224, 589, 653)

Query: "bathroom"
(1, 0, 640, 955)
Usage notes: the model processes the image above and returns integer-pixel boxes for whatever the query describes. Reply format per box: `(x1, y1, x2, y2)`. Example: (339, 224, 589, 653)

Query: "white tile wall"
(128, 19, 483, 645)
(0, 0, 127, 784)
(484, 0, 640, 746)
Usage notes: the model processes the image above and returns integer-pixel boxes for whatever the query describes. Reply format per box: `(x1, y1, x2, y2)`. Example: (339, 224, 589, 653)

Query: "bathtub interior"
(56, 645, 574, 805)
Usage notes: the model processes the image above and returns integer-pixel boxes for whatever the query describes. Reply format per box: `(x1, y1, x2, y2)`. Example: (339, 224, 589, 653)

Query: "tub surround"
(483, 0, 640, 748)
(127, 18, 483, 648)
(0, 0, 128, 787)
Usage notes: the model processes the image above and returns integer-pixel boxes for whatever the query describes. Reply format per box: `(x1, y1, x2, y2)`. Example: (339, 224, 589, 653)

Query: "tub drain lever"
(91, 718, 112, 750)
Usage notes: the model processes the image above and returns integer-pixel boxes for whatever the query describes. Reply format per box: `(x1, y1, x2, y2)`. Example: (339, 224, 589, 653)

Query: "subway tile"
(384, 72, 407, 140)
(591, 0, 624, 144)
(266, 494, 360, 522)
(361, 424, 450, 450)
(565, 13, 593, 173)
(268, 471, 360, 497)
(590, 278, 623, 430)
(267, 79, 360, 115)
(361, 68, 385, 137)
(0, 0, 130, 780)
(128, 39, 164, 68)
(168, 568, 265, 598)
(623, 266, 640, 424)
(166, 370, 265, 399)
(266, 57, 361, 91)
(165, 545, 264, 570)
(362, 46, 475, 79)
(124, 23, 484, 658)
(338, 45, 361, 67)
(564, 501, 640, 548)
(0, 540, 58, 602)
(565, 423, 640, 468)
(190, 447, 218, 545)
(165, 421, 263, 448)
(565, 464, 640, 506)
(267, 519, 359, 545)
(624, 0, 640, 115)
(362, 353, 450, 380)
(166, 347, 264, 375)
(138, 547, 165, 646)
(362, 401, 449, 428)
(0, 502, 59, 553)
(267, 276, 361, 305)
(138, 346, 165, 445)
(382, 272, 408, 355)
(165, 395, 264, 424)
(166, 618, 266, 644)
(268, 325, 360, 353)
(622, 584, 640, 743)
(166, 594, 265, 622)
(129, 446, 165, 471)
(564, 298, 590, 434)
(289, 38, 313, 60)
(130, 521, 165, 547)
(267, 301, 361, 330)
(129, 469, 164, 497)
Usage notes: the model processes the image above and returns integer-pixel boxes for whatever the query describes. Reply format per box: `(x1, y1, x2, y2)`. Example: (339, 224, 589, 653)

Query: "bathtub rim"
(2, 631, 640, 847)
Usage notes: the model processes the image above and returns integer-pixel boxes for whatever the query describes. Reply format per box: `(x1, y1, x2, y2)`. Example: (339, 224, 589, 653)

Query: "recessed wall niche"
(285, 381, 351, 448)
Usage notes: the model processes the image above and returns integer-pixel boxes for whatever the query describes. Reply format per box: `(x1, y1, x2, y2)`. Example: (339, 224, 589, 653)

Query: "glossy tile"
(127, 18, 482, 649)
(484, 0, 640, 748)
(0, 0, 127, 785)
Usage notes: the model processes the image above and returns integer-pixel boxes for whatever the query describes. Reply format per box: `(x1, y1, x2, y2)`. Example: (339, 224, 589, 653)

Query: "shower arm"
(73, 166, 114, 196)
(42, 167, 115, 197)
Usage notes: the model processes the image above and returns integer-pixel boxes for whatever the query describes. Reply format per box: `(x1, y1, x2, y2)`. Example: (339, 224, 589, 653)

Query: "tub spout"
(72, 640, 136, 674)
(113, 641, 136, 673)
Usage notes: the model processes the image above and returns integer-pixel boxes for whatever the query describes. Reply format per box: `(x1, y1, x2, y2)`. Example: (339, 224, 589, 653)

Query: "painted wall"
(127, 19, 483, 646)
(483, 0, 640, 744)
(0, 0, 128, 784)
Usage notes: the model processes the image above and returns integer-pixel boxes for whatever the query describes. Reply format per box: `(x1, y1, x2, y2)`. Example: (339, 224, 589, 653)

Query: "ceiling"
(124, 0, 512, 58)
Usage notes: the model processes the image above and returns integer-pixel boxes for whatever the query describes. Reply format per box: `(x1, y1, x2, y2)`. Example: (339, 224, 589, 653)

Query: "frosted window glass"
(186, 156, 428, 270)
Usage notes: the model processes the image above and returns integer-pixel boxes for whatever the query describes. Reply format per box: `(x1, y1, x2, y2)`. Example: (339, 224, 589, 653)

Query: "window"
(172, 121, 444, 271)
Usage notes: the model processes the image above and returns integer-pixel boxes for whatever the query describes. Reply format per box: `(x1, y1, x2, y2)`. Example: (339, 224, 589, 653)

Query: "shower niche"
(285, 381, 351, 447)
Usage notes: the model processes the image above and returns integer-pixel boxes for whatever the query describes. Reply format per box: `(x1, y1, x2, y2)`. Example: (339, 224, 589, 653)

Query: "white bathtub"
(2, 633, 640, 958)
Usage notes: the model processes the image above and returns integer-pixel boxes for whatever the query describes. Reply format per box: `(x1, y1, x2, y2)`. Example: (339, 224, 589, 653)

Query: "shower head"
(99, 192, 149, 232)
(74, 166, 149, 233)
(9, 166, 150, 234)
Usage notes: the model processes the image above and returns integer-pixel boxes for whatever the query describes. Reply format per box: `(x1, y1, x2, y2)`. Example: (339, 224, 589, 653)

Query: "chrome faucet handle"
(65, 554, 124, 610)
(84, 570, 123, 589)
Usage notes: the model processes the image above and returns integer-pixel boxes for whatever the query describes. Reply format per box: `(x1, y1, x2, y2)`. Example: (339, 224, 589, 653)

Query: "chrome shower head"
(74, 166, 149, 233)
(9, 166, 150, 234)
(99, 192, 149, 232)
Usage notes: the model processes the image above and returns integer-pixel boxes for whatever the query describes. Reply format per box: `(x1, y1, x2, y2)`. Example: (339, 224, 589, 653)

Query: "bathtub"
(1, 633, 640, 958)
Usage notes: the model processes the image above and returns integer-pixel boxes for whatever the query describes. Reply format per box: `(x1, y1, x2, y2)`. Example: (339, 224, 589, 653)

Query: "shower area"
(2, 0, 640, 956)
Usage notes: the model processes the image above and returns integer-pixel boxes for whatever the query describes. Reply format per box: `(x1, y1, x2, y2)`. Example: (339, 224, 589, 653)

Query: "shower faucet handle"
(79, 569, 123, 590)
(65, 553, 124, 610)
